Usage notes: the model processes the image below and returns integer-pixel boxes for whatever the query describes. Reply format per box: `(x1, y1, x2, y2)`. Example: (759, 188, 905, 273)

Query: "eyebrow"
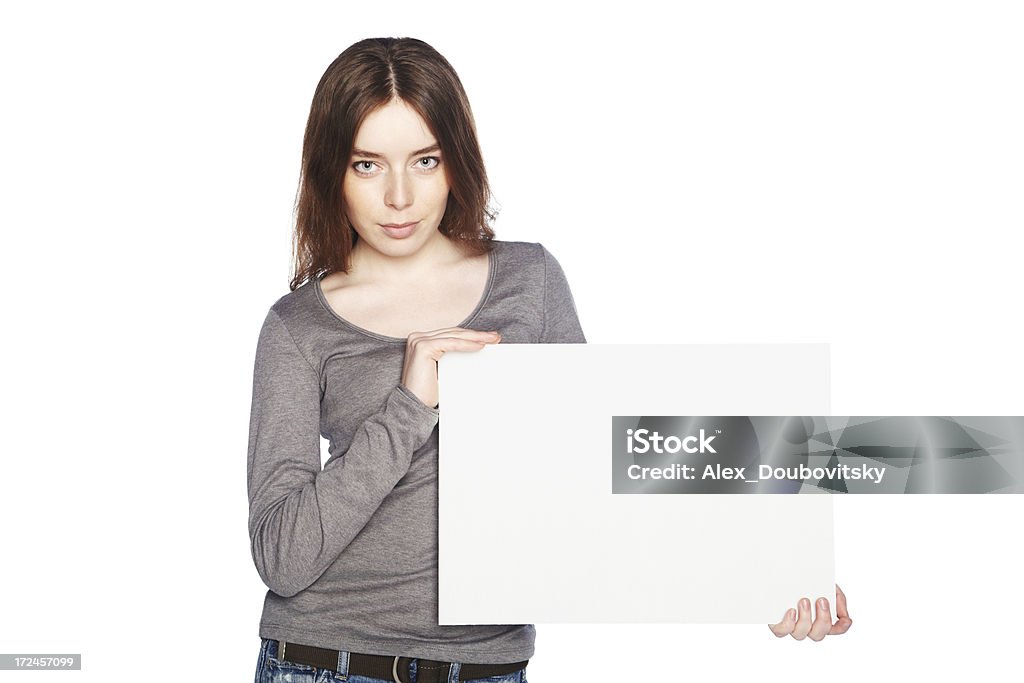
(350, 143, 441, 159)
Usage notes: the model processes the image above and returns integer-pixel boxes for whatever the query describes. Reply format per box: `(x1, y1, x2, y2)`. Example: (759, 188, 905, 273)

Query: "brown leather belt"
(277, 640, 528, 683)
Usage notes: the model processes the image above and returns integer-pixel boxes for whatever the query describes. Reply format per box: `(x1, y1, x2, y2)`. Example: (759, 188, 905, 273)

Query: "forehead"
(352, 98, 437, 155)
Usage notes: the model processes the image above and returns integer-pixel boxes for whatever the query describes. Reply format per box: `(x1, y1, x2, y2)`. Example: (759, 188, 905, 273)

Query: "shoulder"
(257, 277, 323, 355)
(267, 277, 318, 323)
(489, 240, 575, 297)
(485, 240, 543, 292)
(492, 239, 571, 277)
(490, 239, 558, 269)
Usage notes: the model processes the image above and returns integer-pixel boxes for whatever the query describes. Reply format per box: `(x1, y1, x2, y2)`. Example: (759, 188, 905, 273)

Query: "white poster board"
(437, 344, 834, 624)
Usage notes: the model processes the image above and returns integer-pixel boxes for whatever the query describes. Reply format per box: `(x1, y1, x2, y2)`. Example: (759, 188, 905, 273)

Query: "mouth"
(380, 221, 419, 239)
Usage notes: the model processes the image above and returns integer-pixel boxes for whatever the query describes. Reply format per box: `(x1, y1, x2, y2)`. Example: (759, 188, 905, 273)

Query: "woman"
(247, 37, 850, 683)
(246, 37, 583, 683)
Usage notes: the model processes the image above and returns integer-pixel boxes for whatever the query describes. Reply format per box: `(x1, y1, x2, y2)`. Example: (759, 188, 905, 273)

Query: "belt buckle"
(393, 655, 431, 683)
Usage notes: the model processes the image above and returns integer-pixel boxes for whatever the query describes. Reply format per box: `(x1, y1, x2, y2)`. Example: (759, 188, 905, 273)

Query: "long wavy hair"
(288, 37, 496, 291)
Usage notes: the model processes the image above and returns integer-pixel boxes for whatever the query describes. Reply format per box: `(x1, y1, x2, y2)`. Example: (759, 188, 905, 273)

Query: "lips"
(380, 220, 419, 239)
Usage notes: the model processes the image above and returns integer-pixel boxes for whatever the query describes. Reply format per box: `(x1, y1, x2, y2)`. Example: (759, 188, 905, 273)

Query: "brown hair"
(288, 37, 496, 290)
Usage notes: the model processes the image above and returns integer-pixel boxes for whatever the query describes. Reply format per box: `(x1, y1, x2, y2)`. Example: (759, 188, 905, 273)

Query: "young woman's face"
(343, 98, 450, 260)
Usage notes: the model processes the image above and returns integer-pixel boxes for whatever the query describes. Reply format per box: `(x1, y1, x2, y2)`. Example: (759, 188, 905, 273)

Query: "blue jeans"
(254, 638, 529, 683)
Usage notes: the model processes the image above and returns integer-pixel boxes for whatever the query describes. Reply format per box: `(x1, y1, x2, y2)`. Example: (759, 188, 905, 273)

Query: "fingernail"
(801, 598, 811, 609)
(819, 598, 828, 609)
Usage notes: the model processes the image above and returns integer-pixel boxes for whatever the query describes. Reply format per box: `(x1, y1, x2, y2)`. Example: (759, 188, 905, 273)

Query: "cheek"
(342, 180, 373, 223)
(426, 177, 451, 211)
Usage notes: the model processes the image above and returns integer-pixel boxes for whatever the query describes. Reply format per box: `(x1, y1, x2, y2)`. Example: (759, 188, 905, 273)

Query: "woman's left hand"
(768, 584, 852, 641)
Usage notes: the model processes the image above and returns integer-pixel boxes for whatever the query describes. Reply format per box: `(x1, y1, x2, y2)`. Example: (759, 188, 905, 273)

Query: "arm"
(246, 308, 438, 597)
(540, 244, 587, 343)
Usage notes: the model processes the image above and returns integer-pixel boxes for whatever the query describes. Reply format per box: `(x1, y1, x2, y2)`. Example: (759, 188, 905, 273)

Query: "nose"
(384, 169, 413, 212)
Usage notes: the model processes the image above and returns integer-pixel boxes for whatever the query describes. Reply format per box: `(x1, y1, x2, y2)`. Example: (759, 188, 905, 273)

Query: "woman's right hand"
(400, 327, 502, 408)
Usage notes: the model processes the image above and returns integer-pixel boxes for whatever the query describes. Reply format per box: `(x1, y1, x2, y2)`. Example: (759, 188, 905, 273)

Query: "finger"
(829, 584, 853, 635)
(790, 598, 812, 640)
(834, 584, 850, 618)
(411, 332, 500, 348)
(413, 337, 490, 358)
(768, 608, 797, 637)
(410, 327, 501, 341)
(409, 327, 474, 337)
(807, 598, 832, 641)
(829, 614, 853, 635)
(409, 332, 495, 349)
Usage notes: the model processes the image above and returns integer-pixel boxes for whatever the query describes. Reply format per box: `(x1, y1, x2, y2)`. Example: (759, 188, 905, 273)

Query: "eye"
(351, 160, 378, 176)
(415, 156, 440, 170)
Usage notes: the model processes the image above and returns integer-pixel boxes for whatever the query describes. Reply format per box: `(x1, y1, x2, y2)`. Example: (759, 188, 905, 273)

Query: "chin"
(370, 233, 430, 257)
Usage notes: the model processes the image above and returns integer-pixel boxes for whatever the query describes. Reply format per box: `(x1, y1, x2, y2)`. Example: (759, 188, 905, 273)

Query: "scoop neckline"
(312, 244, 499, 343)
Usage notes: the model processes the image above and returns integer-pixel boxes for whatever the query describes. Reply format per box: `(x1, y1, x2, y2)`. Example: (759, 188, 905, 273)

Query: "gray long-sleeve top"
(247, 240, 586, 664)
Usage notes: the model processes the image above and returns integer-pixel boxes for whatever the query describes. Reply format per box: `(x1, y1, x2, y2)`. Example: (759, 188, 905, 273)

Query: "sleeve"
(246, 308, 439, 597)
(539, 244, 587, 343)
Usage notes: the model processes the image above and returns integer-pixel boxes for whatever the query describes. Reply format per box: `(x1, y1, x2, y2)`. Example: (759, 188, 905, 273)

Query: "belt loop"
(447, 661, 461, 683)
(336, 650, 350, 678)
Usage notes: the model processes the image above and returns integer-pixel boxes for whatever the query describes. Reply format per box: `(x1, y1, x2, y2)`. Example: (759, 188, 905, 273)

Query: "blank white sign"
(437, 344, 834, 624)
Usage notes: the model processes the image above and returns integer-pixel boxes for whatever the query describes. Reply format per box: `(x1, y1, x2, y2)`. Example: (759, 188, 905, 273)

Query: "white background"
(1, 1, 1021, 681)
